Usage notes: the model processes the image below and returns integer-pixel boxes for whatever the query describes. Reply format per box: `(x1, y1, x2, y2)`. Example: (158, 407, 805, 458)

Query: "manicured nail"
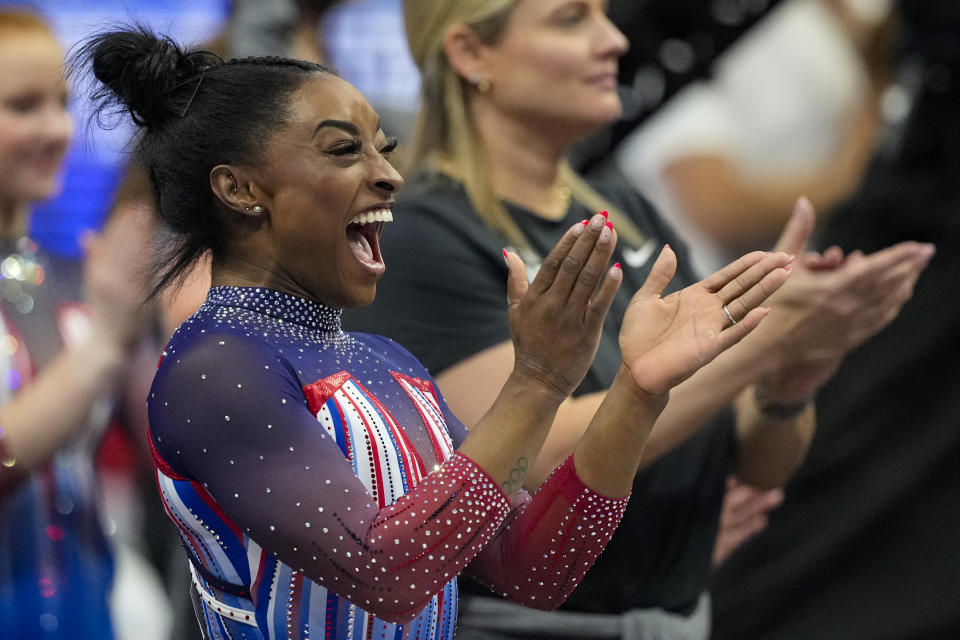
(599, 210, 609, 219)
(502, 248, 509, 264)
(573, 220, 588, 236)
(610, 263, 622, 278)
(598, 221, 614, 243)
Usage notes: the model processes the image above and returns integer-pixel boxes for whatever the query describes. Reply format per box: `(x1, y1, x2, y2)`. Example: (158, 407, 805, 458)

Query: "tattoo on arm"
(501, 456, 529, 496)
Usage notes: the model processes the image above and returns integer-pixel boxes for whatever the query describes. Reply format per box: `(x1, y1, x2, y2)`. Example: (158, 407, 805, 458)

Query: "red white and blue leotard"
(148, 286, 629, 640)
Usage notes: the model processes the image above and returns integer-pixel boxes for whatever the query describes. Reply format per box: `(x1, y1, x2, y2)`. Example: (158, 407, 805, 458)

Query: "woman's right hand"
(619, 248, 793, 397)
(504, 213, 621, 400)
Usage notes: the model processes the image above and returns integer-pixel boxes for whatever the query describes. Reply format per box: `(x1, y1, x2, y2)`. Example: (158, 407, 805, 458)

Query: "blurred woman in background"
(0, 8, 151, 638)
(345, 0, 933, 637)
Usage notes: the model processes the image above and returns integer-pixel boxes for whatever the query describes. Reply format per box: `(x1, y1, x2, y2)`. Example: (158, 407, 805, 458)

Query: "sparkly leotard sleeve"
(148, 287, 628, 640)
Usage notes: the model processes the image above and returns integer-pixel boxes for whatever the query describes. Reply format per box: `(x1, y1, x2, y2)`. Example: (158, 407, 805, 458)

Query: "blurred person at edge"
(711, 2, 960, 638)
(612, 0, 895, 566)
(0, 8, 152, 639)
(615, 0, 894, 278)
(344, 0, 933, 638)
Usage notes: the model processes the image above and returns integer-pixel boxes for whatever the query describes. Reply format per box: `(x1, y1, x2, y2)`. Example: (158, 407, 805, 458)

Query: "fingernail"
(783, 266, 792, 273)
(763, 308, 770, 316)
(598, 210, 609, 219)
(610, 263, 622, 278)
(502, 248, 509, 265)
(573, 220, 587, 235)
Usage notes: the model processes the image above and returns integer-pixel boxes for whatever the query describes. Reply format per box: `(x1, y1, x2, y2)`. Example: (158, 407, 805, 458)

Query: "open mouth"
(346, 208, 393, 269)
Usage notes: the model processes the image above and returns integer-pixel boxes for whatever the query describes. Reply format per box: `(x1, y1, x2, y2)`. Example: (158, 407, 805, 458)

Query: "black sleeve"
(344, 194, 513, 375)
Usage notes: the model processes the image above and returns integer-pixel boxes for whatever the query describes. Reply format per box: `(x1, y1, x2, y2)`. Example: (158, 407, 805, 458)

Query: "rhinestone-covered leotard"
(148, 286, 629, 640)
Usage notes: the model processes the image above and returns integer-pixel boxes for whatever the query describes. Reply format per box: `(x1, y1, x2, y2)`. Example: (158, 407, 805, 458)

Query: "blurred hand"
(753, 197, 935, 402)
(505, 213, 621, 399)
(618, 248, 793, 396)
(82, 202, 155, 351)
(712, 476, 784, 567)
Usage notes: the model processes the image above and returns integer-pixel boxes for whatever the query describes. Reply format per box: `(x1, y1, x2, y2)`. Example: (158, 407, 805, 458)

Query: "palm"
(618, 247, 792, 396)
(620, 285, 729, 395)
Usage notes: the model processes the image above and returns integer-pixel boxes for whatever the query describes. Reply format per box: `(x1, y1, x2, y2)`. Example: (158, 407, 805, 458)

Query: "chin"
(340, 283, 378, 310)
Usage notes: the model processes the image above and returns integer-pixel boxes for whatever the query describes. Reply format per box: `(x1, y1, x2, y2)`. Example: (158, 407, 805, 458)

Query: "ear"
(210, 164, 262, 216)
(442, 23, 492, 85)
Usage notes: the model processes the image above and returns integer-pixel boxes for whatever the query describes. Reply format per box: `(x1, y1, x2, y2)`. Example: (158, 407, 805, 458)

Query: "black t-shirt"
(345, 173, 735, 614)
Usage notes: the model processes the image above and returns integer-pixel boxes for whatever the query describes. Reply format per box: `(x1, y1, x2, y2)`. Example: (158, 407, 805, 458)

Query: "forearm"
(530, 337, 776, 486)
(0, 333, 125, 475)
(731, 388, 816, 489)
(571, 365, 666, 497)
(467, 455, 629, 610)
(639, 338, 778, 465)
(457, 369, 566, 498)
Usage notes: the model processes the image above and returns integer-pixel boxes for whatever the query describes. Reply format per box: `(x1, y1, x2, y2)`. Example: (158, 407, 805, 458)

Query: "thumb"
(773, 196, 816, 255)
(504, 249, 529, 308)
(638, 245, 677, 300)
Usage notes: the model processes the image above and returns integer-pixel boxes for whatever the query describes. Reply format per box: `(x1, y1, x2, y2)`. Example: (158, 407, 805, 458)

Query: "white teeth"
(348, 208, 394, 226)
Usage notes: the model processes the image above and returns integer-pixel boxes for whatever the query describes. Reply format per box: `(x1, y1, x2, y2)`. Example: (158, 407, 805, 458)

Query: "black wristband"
(753, 386, 813, 420)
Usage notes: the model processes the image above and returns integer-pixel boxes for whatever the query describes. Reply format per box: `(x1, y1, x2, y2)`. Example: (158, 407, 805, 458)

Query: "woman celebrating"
(77, 24, 790, 640)
(346, 0, 934, 637)
(0, 9, 151, 637)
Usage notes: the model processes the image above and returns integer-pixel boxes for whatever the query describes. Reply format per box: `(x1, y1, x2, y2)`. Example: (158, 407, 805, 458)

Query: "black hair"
(72, 24, 331, 297)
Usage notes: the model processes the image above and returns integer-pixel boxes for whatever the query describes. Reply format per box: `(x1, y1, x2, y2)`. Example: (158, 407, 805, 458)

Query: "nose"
(44, 102, 73, 150)
(597, 14, 630, 58)
(371, 154, 405, 194)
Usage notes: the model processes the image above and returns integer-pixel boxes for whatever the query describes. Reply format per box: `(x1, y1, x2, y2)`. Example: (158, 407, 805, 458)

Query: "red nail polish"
(613, 262, 621, 270)
(599, 210, 609, 219)
(581, 219, 590, 226)
(502, 248, 509, 261)
(604, 221, 613, 230)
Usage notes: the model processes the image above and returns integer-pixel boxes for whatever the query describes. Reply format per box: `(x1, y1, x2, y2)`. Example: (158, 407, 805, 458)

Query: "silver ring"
(722, 305, 737, 326)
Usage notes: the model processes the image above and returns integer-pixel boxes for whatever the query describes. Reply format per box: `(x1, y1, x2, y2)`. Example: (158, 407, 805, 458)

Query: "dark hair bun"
(76, 25, 220, 129)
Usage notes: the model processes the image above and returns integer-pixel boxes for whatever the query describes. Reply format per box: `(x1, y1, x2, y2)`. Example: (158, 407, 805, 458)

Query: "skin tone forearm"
(0, 332, 125, 472)
(731, 388, 816, 489)
(456, 370, 569, 498)
(570, 365, 666, 497)
(438, 326, 799, 490)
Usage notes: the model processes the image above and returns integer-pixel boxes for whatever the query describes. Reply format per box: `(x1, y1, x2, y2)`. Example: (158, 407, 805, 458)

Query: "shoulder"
(156, 310, 294, 385)
(349, 332, 434, 379)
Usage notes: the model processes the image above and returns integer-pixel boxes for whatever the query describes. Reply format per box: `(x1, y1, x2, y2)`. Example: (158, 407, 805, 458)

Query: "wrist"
(753, 385, 814, 421)
(614, 363, 669, 412)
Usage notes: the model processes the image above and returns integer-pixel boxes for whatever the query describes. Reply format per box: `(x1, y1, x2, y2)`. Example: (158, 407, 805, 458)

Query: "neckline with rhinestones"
(204, 286, 344, 334)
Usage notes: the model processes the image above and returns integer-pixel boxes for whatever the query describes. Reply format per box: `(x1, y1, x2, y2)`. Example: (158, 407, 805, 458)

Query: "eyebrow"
(312, 119, 384, 139)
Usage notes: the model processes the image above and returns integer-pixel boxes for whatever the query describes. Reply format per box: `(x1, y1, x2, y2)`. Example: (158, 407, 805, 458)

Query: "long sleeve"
(150, 331, 514, 623)
(466, 455, 629, 609)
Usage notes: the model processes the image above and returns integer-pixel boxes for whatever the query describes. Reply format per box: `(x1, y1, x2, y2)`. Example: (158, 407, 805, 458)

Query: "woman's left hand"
(618, 248, 793, 397)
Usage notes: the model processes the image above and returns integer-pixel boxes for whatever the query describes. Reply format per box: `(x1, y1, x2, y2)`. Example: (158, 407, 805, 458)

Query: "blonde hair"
(0, 7, 55, 39)
(403, 0, 646, 255)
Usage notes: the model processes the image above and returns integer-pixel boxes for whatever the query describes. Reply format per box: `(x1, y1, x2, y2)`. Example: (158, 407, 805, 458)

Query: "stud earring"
(252, 205, 263, 214)
(470, 75, 492, 95)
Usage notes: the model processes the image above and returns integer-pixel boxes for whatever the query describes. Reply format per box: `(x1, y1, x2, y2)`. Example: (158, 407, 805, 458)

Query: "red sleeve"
(466, 454, 630, 609)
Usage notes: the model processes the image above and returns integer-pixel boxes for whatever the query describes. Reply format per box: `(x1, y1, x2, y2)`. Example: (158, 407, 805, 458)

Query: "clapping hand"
(753, 197, 935, 403)
(505, 213, 621, 399)
(619, 247, 793, 397)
